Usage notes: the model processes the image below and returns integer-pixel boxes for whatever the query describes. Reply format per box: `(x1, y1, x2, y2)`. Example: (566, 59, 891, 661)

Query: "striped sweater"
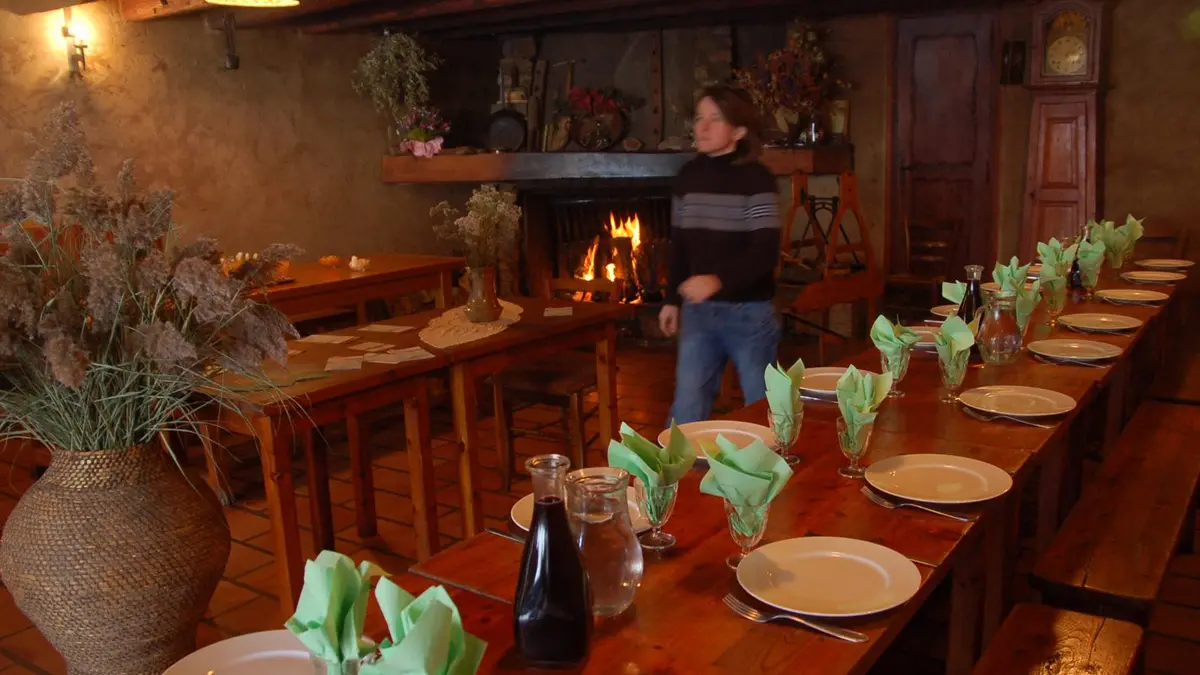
(666, 150, 781, 305)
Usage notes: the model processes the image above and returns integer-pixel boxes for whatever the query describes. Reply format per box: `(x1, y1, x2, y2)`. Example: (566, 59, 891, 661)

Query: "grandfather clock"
(1021, 0, 1106, 257)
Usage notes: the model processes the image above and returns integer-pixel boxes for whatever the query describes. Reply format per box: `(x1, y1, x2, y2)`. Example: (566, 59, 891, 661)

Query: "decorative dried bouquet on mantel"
(430, 185, 522, 269)
(0, 103, 300, 454)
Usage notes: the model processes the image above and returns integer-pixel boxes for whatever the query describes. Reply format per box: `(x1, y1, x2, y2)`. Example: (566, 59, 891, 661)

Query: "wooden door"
(1020, 92, 1097, 257)
(893, 14, 998, 275)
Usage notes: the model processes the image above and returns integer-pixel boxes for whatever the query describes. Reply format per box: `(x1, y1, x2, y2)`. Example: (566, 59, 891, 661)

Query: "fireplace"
(520, 184, 673, 305)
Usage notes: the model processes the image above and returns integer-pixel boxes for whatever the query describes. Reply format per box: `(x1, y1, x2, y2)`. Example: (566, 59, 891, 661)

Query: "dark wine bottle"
(513, 454, 593, 668)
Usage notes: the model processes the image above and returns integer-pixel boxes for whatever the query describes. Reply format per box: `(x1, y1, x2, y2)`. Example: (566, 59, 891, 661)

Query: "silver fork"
(1031, 354, 1109, 369)
(958, 404, 1056, 429)
(1102, 299, 1161, 307)
(722, 594, 869, 643)
(860, 486, 974, 523)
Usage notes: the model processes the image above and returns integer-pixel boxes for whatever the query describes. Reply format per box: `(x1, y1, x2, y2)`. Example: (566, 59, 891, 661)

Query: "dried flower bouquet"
(430, 185, 522, 269)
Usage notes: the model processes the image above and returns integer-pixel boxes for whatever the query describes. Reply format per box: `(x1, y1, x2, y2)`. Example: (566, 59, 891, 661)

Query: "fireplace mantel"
(381, 147, 853, 184)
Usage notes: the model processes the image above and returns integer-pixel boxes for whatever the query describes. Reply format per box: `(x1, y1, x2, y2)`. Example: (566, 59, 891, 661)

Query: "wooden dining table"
(401, 272, 1182, 675)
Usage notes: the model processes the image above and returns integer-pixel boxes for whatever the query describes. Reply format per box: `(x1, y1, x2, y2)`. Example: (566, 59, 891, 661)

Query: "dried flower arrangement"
(0, 104, 300, 453)
(352, 31, 442, 125)
(733, 22, 851, 131)
(400, 106, 450, 142)
(430, 185, 522, 269)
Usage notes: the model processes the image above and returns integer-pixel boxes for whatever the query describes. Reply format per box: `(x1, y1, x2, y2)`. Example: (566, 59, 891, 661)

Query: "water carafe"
(513, 454, 593, 667)
(566, 467, 645, 618)
(976, 291, 1023, 365)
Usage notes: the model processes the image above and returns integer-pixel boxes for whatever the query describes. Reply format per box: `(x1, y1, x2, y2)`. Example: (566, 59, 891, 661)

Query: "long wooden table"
(257, 253, 462, 322)
(403, 273, 1181, 674)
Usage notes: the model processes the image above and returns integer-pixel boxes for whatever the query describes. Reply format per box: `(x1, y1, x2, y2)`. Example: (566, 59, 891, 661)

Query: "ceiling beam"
(120, 0, 209, 21)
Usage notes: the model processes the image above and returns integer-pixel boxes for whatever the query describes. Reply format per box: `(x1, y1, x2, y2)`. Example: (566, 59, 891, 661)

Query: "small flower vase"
(464, 267, 502, 323)
(402, 137, 444, 158)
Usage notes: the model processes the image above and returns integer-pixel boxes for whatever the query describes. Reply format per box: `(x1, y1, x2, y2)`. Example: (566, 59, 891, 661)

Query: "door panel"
(894, 14, 998, 275)
(1021, 94, 1096, 254)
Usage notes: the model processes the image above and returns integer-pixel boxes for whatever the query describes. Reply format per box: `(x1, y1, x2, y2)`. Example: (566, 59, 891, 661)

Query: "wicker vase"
(0, 445, 231, 675)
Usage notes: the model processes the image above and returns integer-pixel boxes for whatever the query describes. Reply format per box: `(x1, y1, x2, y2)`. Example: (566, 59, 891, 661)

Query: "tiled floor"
(0, 342, 1198, 674)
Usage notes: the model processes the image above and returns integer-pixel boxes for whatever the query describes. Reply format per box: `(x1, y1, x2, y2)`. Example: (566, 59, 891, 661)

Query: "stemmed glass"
(723, 500, 769, 570)
(1081, 271, 1099, 302)
(879, 345, 912, 398)
(1042, 281, 1067, 328)
(767, 408, 804, 466)
(939, 351, 970, 404)
(836, 418, 874, 479)
(638, 483, 679, 551)
(311, 656, 361, 675)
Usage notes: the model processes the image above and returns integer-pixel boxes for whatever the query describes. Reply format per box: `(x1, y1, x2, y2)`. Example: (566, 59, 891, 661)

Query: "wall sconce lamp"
(61, 7, 87, 77)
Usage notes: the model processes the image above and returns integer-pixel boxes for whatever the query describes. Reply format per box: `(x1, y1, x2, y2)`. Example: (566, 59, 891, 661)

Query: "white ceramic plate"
(657, 420, 775, 456)
(164, 630, 314, 675)
(1096, 288, 1169, 304)
(1135, 258, 1194, 270)
(1058, 313, 1143, 333)
(908, 325, 938, 349)
(510, 490, 651, 533)
(865, 454, 1013, 505)
(737, 537, 921, 618)
(958, 385, 1076, 418)
(799, 367, 880, 396)
(1121, 270, 1186, 284)
(930, 304, 959, 318)
(1027, 339, 1123, 362)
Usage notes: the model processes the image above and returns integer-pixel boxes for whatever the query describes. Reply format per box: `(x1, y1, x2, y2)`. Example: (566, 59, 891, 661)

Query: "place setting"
(1057, 312, 1143, 335)
(1026, 339, 1122, 369)
(1095, 287, 1170, 307)
(954, 385, 1075, 429)
(1134, 258, 1194, 271)
(1120, 269, 1186, 285)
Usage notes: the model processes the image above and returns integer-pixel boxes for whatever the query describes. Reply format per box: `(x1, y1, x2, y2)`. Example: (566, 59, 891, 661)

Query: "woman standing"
(659, 85, 782, 425)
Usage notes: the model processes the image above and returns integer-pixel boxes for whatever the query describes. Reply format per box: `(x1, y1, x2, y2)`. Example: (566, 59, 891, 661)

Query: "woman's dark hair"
(697, 84, 765, 163)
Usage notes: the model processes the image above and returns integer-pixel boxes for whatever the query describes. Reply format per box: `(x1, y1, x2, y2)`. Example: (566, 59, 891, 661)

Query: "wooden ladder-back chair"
(493, 277, 624, 491)
(884, 218, 963, 321)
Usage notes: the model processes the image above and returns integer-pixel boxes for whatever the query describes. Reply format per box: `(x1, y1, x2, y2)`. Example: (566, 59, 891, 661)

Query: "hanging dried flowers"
(353, 31, 442, 124)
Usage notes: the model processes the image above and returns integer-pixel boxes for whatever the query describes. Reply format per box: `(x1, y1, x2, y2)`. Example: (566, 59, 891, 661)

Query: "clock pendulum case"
(1020, 0, 1108, 258)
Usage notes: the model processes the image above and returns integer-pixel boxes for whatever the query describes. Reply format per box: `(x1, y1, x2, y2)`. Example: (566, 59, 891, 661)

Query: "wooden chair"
(493, 277, 623, 491)
(1136, 226, 1189, 260)
(883, 218, 962, 321)
(972, 603, 1143, 675)
(1032, 401, 1200, 626)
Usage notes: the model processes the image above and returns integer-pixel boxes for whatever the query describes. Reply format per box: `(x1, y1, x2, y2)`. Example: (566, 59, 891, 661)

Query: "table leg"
(492, 374, 515, 491)
(595, 322, 619, 448)
(355, 302, 368, 325)
(347, 413, 378, 538)
(1036, 440, 1067, 554)
(200, 421, 234, 506)
(451, 364, 484, 536)
(301, 427, 335, 553)
(946, 543, 984, 675)
(404, 381, 439, 559)
(982, 497, 1019, 646)
(257, 416, 303, 610)
(435, 270, 454, 309)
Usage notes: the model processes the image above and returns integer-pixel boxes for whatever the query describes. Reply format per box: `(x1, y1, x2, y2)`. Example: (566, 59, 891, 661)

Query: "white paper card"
(358, 324, 414, 334)
(544, 307, 574, 317)
(364, 352, 408, 364)
(387, 347, 436, 362)
(325, 356, 363, 371)
(300, 334, 356, 344)
(348, 341, 390, 352)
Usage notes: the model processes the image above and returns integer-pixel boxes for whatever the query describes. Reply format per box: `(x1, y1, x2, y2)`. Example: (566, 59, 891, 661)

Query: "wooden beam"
(234, 0, 366, 28)
(306, 0, 546, 33)
(120, 0, 208, 21)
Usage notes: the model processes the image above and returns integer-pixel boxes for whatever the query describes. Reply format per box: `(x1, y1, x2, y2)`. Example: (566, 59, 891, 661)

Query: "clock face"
(1046, 35, 1087, 76)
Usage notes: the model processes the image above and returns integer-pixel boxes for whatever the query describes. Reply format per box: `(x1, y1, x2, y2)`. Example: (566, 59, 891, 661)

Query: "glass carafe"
(976, 292, 1023, 365)
(514, 455, 593, 667)
(566, 467, 645, 618)
(961, 264, 986, 325)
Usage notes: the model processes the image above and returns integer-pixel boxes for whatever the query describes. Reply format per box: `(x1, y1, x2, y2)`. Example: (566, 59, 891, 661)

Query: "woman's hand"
(679, 274, 722, 304)
(658, 305, 680, 336)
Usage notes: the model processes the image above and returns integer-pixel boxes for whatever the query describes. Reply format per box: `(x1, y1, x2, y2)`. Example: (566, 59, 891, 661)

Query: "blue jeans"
(668, 301, 781, 426)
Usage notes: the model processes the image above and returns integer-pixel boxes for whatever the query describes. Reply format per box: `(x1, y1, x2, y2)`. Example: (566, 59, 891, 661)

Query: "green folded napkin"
(934, 316, 975, 384)
(992, 256, 1032, 293)
(1041, 275, 1067, 313)
(286, 551, 387, 666)
(835, 365, 892, 444)
(1119, 214, 1145, 256)
(699, 435, 793, 535)
(942, 281, 965, 305)
(360, 579, 486, 675)
(1036, 238, 1079, 280)
(1014, 280, 1042, 336)
(607, 422, 696, 492)
(764, 357, 806, 448)
(1089, 218, 1131, 268)
(1076, 237, 1106, 288)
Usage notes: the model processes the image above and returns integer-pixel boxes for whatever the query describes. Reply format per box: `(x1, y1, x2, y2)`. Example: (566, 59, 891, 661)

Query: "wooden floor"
(0, 341, 1198, 674)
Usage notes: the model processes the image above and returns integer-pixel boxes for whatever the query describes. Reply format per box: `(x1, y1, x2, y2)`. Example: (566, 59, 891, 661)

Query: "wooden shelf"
(380, 147, 854, 184)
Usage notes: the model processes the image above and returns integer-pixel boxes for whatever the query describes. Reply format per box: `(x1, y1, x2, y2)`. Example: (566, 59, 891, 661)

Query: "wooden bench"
(973, 603, 1143, 675)
(1032, 401, 1200, 625)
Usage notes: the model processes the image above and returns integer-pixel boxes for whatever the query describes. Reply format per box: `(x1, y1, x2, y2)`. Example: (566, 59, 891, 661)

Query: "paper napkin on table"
(992, 256, 1032, 293)
(835, 365, 892, 442)
(942, 281, 966, 305)
(1076, 237, 1107, 288)
(1036, 238, 1079, 280)
(1014, 278, 1043, 335)
(870, 315, 919, 359)
(1118, 214, 1145, 257)
(764, 357, 806, 447)
(607, 422, 696, 492)
(349, 342, 391, 352)
(934, 316, 975, 376)
(285, 551, 386, 666)
(302, 334, 357, 345)
(699, 435, 793, 535)
(1089, 218, 1131, 268)
(360, 579, 486, 675)
(326, 356, 364, 371)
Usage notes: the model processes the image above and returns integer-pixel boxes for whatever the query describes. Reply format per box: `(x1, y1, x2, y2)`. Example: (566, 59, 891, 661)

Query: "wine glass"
(723, 500, 769, 570)
(939, 350, 970, 404)
(1042, 281, 1068, 328)
(879, 345, 912, 398)
(836, 417, 874, 479)
(767, 408, 804, 466)
(638, 482, 679, 551)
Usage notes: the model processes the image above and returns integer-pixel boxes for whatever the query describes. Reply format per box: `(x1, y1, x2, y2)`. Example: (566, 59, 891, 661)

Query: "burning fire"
(604, 263, 616, 282)
(572, 212, 645, 302)
(609, 213, 641, 251)
(575, 235, 600, 281)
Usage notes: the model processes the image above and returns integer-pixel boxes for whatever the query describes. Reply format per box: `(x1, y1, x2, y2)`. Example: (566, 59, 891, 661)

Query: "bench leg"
(947, 544, 984, 675)
(302, 427, 335, 553)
